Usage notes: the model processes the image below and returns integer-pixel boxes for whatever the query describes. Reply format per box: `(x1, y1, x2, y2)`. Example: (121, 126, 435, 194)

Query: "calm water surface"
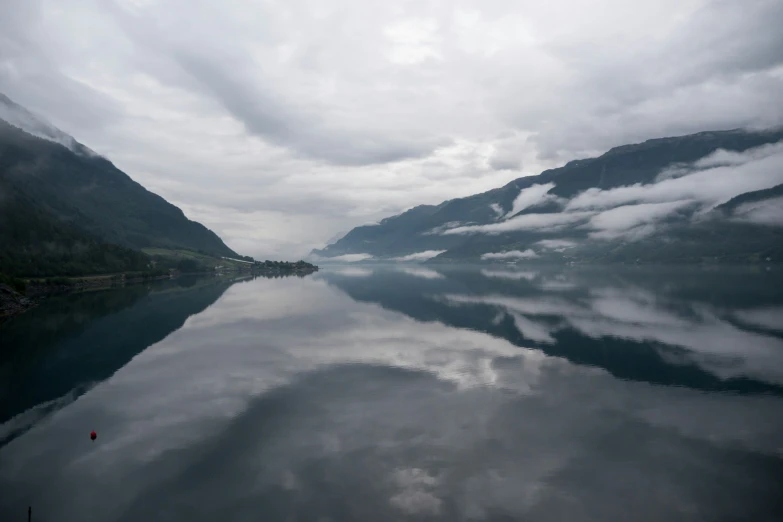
(1, 267, 783, 521)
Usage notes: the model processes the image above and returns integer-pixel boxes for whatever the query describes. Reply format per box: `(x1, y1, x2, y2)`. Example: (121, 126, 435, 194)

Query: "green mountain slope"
(0, 118, 237, 257)
(0, 177, 150, 276)
(0, 93, 242, 277)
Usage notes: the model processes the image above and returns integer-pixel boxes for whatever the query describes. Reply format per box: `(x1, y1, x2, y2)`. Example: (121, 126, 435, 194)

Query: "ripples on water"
(1, 267, 782, 521)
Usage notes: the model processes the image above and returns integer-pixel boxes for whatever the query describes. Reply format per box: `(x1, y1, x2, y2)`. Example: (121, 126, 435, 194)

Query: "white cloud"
(392, 250, 447, 261)
(535, 239, 577, 251)
(503, 183, 556, 219)
(5, 274, 783, 521)
(587, 200, 695, 239)
(694, 142, 783, 169)
(566, 142, 783, 211)
(437, 288, 783, 385)
(488, 131, 530, 170)
(734, 307, 783, 332)
(321, 253, 375, 263)
(445, 212, 594, 235)
(385, 19, 443, 65)
(398, 267, 445, 279)
(732, 195, 783, 227)
(389, 468, 442, 515)
(423, 221, 467, 235)
(0, 95, 87, 153)
(481, 249, 539, 260)
(480, 269, 537, 281)
(329, 267, 374, 277)
(510, 312, 556, 343)
(538, 279, 577, 291)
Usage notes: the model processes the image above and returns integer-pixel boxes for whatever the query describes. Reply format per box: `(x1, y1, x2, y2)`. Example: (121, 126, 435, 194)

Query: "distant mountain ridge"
(0, 93, 239, 276)
(314, 128, 783, 264)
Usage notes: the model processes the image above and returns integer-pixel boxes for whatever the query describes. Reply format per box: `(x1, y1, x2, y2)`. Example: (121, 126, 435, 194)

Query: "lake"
(1, 266, 783, 521)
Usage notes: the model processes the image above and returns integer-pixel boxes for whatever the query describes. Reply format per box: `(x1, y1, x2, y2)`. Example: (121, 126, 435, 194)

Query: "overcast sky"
(1, 0, 782, 258)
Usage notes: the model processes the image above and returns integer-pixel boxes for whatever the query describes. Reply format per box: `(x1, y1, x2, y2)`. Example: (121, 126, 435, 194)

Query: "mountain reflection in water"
(0, 266, 781, 521)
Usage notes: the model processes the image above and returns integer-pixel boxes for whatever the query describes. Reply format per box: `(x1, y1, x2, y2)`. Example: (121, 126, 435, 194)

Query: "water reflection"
(0, 276, 236, 446)
(0, 267, 781, 521)
(321, 266, 783, 394)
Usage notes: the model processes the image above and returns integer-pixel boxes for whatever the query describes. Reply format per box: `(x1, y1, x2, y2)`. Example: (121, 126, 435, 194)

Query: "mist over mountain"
(0, 94, 239, 276)
(313, 129, 783, 264)
(0, 93, 97, 157)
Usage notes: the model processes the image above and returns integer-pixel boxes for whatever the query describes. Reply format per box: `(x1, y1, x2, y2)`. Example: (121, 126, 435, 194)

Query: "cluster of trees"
(0, 171, 152, 277)
(175, 258, 204, 273)
(0, 230, 151, 277)
(256, 260, 317, 270)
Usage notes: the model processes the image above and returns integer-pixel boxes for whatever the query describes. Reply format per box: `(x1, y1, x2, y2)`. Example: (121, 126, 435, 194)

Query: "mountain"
(0, 93, 96, 156)
(0, 94, 239, 276)
(314, 129, 783, 264)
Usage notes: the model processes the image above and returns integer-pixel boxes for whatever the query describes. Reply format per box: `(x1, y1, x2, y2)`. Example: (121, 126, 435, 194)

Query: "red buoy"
(90, 431, 97, 441)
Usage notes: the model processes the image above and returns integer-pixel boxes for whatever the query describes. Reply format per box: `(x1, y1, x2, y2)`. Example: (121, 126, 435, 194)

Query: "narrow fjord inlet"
(2, 0, 783, 519)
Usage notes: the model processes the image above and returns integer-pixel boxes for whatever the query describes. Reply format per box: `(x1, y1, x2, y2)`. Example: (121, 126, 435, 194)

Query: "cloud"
(535, 239, 577, 251)
(445, 141, 783, 242)
(734, 307, 783, 332)
(389, 468, 442, 515)
(488, 131, 529, 170)
(503, 183, 557, 219)
(566, 142, 783, 211)
(695, 142, 783, 169)
(397, 267, 445, 279)
(171, 49, 447, 167)
(1, 0, 782, 257)
(732, 196, 783, 227)
(5, 274, 783, 521)
(423, 221, 468, 235)
(321, 253, 375, 262)
(438, 287, 783, 385)
(392, 250, 447, 261)
(480, 269, 538, 281)
(445, 212, 594, 235)
(0, 94, 86, 153)
(587, 200, 696, 239)
(538, 279, 577, 291)
(329, 267, 374, 277)
(481, 249, 539, 260)
(509, 312, 556, 344)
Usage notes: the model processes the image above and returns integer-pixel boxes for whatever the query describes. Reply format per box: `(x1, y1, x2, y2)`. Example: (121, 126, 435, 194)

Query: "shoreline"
(0, 266, 320, 322)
